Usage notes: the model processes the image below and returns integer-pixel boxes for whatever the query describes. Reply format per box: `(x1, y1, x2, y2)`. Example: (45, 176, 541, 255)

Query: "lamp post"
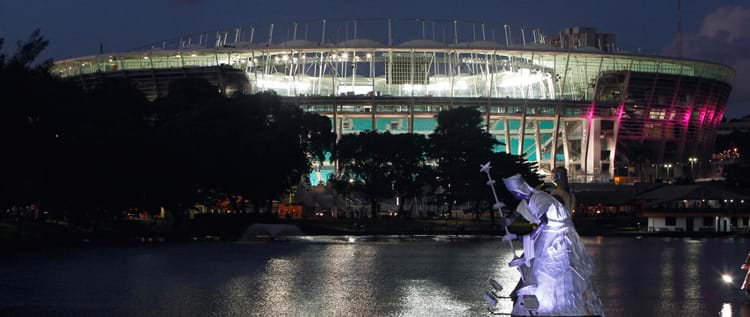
(689, 157, 697, 177)
(664, 163, 673, 182)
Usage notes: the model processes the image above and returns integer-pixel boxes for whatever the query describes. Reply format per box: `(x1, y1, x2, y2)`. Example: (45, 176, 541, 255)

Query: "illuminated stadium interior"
(52, 19, 734, 183)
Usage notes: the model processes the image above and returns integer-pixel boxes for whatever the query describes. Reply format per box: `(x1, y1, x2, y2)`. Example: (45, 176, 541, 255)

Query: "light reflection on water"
(1, 237, 750, 317)
(722, 303, 733, 317)
(395, 280, 471, 316)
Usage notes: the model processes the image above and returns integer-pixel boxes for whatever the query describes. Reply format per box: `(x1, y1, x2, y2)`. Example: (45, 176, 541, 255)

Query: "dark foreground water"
(1, 236, 749, 317)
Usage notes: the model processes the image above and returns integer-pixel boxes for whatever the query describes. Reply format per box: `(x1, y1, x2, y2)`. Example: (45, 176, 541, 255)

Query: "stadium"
(51, 19, 734, 183)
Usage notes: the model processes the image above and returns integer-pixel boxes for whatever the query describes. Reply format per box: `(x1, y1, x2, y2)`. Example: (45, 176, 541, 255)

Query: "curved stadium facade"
(52, 19, 734, 183)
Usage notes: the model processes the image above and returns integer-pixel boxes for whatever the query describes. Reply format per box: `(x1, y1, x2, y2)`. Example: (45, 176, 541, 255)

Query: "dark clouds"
(666, 6, 750, 118)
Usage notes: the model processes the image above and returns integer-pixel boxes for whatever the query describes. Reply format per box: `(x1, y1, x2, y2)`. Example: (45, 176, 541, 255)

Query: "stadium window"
(540, 106, 555, 115)
(564, 107, 581, 116)
(665, 217, 676, 226)
(648, 109, 666, 120)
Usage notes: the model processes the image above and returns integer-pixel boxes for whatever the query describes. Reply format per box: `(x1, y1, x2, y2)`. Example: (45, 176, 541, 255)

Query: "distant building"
(549, 26, 617, 52)
(571, 182, 750, 232)
(637, 183, 750, 232)
(718, 115, 750, 135)
(572, 183, 639, 216)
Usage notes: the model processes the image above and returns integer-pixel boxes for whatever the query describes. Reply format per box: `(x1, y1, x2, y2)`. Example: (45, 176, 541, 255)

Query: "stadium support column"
(485, 104, 491, 133)
(553, 50, 571, 171)
(610, 71, 632, 179)
(518, 111, 527, 157)
(504, 118, 511, 154)
(333, 101, 338, 140)
(581, 119, 590, 182)
(609, 115, 620, 178)
(551, 111, 560, 169)
(585, 118, 602, 179)
(409, 103, 415, 133)
(533, 120, 542, 170)
(562, 122, 571, 173)
(518, 52, 534, 158)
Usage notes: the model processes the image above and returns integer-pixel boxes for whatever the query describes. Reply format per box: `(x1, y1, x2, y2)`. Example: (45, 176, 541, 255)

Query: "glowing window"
(648, 109, 666, 120)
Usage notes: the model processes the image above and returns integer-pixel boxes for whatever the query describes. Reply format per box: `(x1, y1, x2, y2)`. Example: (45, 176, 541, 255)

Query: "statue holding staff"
(482, 164, 604, 316)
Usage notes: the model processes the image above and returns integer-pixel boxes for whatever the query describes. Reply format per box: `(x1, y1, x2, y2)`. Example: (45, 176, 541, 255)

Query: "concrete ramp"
(239, 224, 304, 240)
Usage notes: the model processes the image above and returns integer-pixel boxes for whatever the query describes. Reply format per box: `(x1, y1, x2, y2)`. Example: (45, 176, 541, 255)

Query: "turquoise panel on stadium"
(523, 138, 537, 161)
(413, 118, 437, 132)
(495, 120, 505, 130)
(508, 119, 521, 130)
(352, 118, 373, 131)
(541, 153, 567, 161)
(492, 143, 505, 153)
(508, 139, 519, 155)
(538, 120, 555, 130)
(376, 118, 408, 132)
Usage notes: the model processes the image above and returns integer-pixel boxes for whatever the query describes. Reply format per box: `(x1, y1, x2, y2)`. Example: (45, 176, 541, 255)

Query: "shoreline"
(3, 219, 748, 255)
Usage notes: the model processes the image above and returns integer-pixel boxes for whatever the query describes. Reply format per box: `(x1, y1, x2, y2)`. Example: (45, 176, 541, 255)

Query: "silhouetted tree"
(333, 131, 396, 218)
(388, 133, 431, 217)
(428, 107, 498, 217)
(0, 30, 80, 217)
(152, 81, 333, 220)
(1, 32, 334, 230)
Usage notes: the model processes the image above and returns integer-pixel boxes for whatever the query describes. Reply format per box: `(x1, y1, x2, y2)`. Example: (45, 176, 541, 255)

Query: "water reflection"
(253, 257, 299, 316)
(318, 244, 378, 316)
(488, 242, 520, 314)
(722, 303, 733, 317)
(396, 280, 470, 316)
(2, 238, 750, 316)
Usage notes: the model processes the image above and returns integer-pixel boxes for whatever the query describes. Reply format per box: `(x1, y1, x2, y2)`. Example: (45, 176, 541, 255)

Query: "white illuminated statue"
(481, 164, 604, 316)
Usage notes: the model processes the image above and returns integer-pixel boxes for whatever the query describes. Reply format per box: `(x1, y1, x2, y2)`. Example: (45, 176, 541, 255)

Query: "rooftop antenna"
(268, 23, 274, 46)
(453, 20, 459, 45)
(504, 24, 510, 46)
(677, 0, 683, 57)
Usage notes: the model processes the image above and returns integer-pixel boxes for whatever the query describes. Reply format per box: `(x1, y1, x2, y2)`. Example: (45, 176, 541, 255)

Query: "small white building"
(638, 184, 750, 233)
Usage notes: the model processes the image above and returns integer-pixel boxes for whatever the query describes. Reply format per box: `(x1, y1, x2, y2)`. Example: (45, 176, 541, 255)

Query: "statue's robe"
(511, 189, 604, 316)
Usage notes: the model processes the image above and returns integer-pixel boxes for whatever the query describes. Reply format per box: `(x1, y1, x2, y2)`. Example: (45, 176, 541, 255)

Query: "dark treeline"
(331, 107, 541, 223)
(0, 31, 335, 229)
(1, 31, 540, 231)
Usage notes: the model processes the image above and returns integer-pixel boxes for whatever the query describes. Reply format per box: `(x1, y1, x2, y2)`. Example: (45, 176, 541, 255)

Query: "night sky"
(1, 0, 748, 117)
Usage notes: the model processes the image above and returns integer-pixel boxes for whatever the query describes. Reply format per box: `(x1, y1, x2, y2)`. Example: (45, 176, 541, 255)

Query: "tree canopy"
(0, 31, 334, 227)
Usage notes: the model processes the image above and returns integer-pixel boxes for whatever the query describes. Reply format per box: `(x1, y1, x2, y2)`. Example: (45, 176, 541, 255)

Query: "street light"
(689, 157, 698, 176)
(664, 163, 673, 181)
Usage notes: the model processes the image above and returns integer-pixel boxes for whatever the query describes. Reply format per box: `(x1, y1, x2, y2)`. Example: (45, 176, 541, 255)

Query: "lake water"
(1, 236, 749, 316)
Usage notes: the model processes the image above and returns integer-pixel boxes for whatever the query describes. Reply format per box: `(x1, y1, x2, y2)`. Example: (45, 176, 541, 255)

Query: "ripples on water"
(1, 237, 749, 316)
